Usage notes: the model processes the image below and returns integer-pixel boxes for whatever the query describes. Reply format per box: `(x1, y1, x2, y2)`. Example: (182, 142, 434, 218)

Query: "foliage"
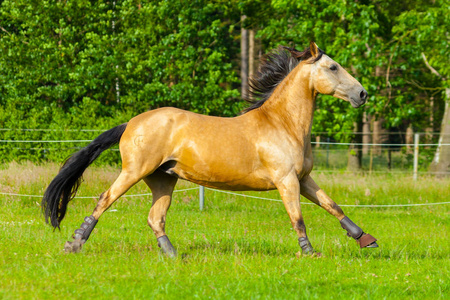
(0, 1, 447, 165)
(115, 0, 241, 115)
(0, 0, 242, 163)
(391, 0, 449, 124)
(256, 0, 447, 141)
(0, 0, 241, 115)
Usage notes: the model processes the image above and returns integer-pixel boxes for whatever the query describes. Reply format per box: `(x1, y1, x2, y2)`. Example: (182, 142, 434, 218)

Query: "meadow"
(0, 162, 448, 299)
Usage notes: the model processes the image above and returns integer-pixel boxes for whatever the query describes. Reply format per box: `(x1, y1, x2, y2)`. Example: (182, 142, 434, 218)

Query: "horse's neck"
(259, 64, 315, 140)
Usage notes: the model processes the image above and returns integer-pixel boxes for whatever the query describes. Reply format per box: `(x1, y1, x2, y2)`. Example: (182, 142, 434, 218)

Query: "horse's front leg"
(276, 173, 320, 256)
(299, 175, 378, 248)
(143, 171, 178, 258)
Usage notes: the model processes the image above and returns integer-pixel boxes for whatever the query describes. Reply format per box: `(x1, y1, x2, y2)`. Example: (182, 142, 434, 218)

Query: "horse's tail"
(41, 123, 128, 229)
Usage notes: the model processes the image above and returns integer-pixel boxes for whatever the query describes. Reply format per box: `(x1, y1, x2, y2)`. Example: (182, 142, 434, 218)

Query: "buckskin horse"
(42, 42, 378, 257)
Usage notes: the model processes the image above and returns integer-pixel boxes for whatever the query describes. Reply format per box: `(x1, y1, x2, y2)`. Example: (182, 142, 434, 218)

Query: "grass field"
(0, 162, 449, 299)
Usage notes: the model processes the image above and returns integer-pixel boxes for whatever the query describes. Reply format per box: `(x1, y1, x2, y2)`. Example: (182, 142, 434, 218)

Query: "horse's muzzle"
(360, 89, 368, 102)
(350, 89, 368, 108)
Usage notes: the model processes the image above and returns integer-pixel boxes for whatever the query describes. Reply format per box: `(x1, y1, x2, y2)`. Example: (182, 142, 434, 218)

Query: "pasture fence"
(1, 187, 449, 209)
(0, 128, 449, 176)
(0, 128, 449, 210)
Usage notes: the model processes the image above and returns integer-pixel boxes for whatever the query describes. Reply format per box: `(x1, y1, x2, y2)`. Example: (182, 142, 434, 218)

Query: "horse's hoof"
(305, 250, 322, 257)
(64, 239, 85, 253)
(359, 233, 378, 248)
(301, 245, 321, 257)
(157, 235, 177, 258)
(297, 250, 322, 258)
(307, 251, 322, 257)
(365, 241, 379, 248)
(302, 248, 315, 255)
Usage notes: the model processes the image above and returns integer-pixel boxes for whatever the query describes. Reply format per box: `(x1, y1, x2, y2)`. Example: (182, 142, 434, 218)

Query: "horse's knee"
(147, 215, 162, 229)
(147, 215, 166, 237)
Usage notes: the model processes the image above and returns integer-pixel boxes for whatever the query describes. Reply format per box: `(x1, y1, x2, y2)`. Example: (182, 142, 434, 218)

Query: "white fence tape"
(2, 186, 447, 208)
(205, 188, 450, 207)
(0, 187, 197, 199)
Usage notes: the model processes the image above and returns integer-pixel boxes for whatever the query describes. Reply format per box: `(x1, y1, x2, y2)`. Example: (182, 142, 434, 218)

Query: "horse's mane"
(242, 45, 324, 114)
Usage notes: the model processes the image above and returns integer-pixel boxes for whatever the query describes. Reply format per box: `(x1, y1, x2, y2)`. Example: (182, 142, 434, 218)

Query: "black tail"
(41, 123, 128, 229)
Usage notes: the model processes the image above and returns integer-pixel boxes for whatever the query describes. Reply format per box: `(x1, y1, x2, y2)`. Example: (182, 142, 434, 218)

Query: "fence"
(1, 128, 449, 211)
(1, 184, 449, 211)
(0, 128, 449, 176)
(310, 132, 449, 177)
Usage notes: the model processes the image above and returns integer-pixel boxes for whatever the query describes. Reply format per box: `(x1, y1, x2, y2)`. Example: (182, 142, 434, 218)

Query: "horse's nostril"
(360, 90, 368, 101)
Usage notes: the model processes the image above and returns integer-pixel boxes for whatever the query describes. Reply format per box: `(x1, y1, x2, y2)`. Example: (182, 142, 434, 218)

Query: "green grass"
(0, 162, 449, 299)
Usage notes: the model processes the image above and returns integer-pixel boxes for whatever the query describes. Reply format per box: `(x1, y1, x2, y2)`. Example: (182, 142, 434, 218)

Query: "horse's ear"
(310, 41, 319, 58)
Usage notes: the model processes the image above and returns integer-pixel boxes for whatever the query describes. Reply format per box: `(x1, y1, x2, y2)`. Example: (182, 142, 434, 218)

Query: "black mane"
(242, 45, 324, 114)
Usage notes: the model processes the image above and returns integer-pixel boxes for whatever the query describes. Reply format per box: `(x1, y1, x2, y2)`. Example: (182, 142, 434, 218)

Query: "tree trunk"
(421, 53, 450, 177)
(315, 136, 321, 149)
(406, 124, 414, 154)
(248, 28, 255, 82)
(362, 111, 371, 155)
(348, 120, 363, 172)
(372, 61, 386, 156)
(425, 96, 435, 146)
(429, 89, 450, 177)
(240, 16, 248, 100)
(372, 119, 383, 156)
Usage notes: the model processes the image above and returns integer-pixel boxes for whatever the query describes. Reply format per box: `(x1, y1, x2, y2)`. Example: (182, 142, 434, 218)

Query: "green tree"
(255, 0, 446, 172)
(392, 0, 449, 175)
(0, 1, 243, 163)
(115, 0, 241, 116)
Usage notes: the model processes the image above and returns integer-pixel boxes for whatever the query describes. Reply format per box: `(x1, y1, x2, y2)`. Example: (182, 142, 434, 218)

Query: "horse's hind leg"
(143, 170, 178, 258)
(299, 175, 378, 248)
(64, 171, 142, 253)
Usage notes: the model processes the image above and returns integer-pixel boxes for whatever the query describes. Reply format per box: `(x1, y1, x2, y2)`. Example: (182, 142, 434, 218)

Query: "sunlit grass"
(0, 162, 449, 299)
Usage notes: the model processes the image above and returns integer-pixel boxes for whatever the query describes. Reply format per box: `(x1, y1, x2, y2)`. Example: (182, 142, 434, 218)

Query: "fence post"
(199, 185, 205, 210)
(413, 133, 419, 181)
(326, 137, 330, 168)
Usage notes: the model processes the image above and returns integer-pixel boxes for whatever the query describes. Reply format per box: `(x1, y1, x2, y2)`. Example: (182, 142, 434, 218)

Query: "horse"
(42, 42, 378, 257)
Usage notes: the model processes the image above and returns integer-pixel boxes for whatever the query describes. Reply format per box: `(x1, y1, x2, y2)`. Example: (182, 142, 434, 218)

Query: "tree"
(256, 0, 447, 172)
(0, 0, 243, 121)
(0, 0, 447, 170)
(241, 15, 249, 99)
(0, 0, 243, 163)
(258, 0, 388, 170)
(392, 1, 449, 175)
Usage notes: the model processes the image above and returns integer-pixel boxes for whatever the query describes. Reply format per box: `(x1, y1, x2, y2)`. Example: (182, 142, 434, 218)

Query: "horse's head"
(307, 42, 368, 108)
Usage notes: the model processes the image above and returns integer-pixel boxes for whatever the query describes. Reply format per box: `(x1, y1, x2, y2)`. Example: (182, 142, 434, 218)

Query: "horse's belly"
(167, 162, 276, 191)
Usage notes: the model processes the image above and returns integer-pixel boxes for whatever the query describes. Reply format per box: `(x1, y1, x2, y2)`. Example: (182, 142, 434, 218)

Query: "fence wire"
(1, 129, 449, 175)
(1, 187, 448, 208)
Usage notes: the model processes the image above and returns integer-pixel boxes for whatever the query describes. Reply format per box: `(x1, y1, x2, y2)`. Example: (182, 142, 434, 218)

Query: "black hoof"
(358, 233, 378, 248)
(157, 235, 177, 258)
(302, 249, 322, 257)
(365, 241, 379, 248)
(64, 239, 85, 253)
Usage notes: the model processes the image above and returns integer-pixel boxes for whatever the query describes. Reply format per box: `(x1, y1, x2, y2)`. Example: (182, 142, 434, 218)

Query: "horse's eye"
(330, 65, 338, 71)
